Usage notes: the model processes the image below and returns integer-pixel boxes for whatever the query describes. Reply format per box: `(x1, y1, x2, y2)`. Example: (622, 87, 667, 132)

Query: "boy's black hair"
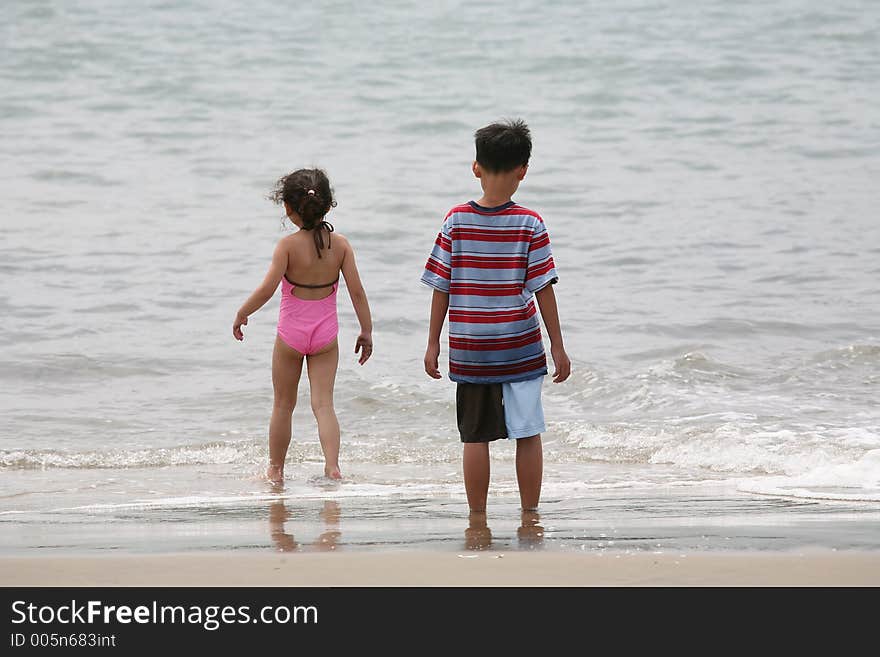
(474, 119, 532, 173)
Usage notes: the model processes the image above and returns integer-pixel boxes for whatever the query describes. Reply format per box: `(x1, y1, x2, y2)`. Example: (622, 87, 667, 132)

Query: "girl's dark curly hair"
(270, 168, 337, 255)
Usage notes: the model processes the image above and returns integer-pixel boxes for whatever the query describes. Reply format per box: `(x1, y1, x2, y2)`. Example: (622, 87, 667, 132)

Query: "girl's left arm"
(233, 240, 287, 341)
(339, 237, 373, 364)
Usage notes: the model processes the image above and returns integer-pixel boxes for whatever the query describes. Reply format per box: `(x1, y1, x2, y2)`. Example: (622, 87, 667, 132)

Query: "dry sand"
(2, 550, 879, 586)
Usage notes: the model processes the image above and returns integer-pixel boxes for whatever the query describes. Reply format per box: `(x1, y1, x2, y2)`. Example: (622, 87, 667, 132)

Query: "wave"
(810, 344, 880, 367)
(0, 434, 466, 471)
(671, 351, 752, 378)
(560, 420, 878, 469)
(6, 417, 878, 476)
(0, 353, 171, 382)
(0, 441, 264, 470)
(561, 343, 880, 418)
(624, 320, 865, 339)
(3, 427, 878, 504)
(738, 450, 880, 502)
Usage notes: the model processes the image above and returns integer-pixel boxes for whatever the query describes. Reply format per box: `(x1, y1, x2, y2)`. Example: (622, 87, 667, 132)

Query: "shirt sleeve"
(420, 219, 452, 293)
(524, 219, 558, 294)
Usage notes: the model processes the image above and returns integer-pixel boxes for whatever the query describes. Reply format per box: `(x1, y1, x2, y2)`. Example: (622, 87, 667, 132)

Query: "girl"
(233, 168, 373, 484)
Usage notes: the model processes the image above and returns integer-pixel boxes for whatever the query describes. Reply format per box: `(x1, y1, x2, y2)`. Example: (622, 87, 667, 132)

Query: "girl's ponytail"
(270, 168, 337, 256)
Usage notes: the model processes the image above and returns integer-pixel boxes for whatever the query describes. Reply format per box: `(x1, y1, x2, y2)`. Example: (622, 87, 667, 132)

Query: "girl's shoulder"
(277, 231, 300, 245)
(276, 231, 307, 252)
(332, 231, 352, 249)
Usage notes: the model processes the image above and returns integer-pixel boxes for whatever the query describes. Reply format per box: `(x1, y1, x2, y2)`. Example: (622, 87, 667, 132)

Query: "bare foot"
(266, 464, 284, 484)
(324, 466, 342, 480)
(465, 511, 492, 551)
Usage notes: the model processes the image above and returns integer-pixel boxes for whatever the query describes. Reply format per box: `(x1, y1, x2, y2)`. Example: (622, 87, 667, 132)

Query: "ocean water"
(1, 0, 879, 554)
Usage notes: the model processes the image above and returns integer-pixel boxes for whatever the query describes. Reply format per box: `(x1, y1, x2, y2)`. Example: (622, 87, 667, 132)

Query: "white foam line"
(44, 484, 463, 512)
(738, 484, 880, 503)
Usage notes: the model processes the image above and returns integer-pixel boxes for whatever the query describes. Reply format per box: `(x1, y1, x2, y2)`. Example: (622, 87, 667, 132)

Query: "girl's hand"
(355, 332, 373, 365)
(233, 313, 248, 341)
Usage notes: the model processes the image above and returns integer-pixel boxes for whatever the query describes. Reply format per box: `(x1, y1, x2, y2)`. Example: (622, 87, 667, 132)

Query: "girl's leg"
(316, 500, 341, 550)
(268, 336, 305, 483)
(305, 338, 341, 479)
(269, 500, 297, 552)
(463, 442, 490, 512)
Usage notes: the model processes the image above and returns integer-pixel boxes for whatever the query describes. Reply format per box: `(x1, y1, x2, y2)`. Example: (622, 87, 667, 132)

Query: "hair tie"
(307, 189, 316, 196)
(312, 220, 334, 258)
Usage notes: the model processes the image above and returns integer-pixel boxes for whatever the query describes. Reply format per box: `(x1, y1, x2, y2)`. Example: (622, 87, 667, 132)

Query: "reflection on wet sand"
(463, 510, 545, 551)
(315, 500, 341, 551)
(517, 510, 544, 549)
(269, 499, 298, 552)
(268, 500, 342, 552)
(464, 511, 492, 551)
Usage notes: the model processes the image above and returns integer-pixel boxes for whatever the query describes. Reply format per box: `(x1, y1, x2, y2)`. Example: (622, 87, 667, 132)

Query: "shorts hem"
(505, 425, 545, 440)
(460, 433, 507, 444)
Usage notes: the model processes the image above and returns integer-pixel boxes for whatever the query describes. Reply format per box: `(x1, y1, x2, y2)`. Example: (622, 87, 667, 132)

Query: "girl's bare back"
(283, 227, 347, 300)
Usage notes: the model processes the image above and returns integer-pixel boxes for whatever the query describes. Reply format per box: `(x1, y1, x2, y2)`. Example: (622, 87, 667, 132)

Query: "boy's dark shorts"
(456, 383, 507, 443)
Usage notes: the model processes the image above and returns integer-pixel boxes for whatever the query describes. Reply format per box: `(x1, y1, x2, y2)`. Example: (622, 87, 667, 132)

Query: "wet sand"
(2, 550, 879, 586)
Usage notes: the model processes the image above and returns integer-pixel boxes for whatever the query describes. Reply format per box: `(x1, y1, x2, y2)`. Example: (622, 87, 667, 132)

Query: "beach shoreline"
(2, 550, 878, 587)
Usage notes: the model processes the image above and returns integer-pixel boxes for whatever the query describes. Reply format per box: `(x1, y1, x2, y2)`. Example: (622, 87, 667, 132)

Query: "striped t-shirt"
(420, 200, 559, 384)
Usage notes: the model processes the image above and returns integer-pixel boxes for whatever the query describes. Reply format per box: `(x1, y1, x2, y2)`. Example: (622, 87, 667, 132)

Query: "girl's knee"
(273, 397, 296, 413)
(310, 398, 334, 415)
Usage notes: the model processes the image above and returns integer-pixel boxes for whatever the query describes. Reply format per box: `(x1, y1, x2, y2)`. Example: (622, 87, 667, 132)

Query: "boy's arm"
(421, 217, 453, 379)
(233, 240, 287, 341)
(424, 290, 449, 379)
(339, 237, 373, 365)
(535, 285, 571, 383)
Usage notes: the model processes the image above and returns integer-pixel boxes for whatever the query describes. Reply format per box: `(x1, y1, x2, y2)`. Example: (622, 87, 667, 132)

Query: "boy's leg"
(518, 508, 544, 548)
(305, 338, 341, 479)
(515, 435, 543, 511)
(502, 377, 545, 509)
(463, 443, 491, 512)
(464, 510, 492, 550)
(269, 336, 305, 482)
(457, 382, 507, 512)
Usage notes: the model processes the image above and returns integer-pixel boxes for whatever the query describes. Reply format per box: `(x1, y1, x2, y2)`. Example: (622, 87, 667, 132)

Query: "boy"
(421, 119, 571, 513)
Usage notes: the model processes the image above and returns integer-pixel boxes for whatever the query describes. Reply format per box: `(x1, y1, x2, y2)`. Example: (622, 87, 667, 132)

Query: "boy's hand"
(355, 332, 373, 365)
(424, 342, 442, 379)
(233, 313, 248, 341)
(550, 344, 571, 383)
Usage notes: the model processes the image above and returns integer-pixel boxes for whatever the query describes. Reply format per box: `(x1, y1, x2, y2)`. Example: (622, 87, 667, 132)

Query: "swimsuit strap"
(286, 275, 340, 289)
(309, 220, 334, 258)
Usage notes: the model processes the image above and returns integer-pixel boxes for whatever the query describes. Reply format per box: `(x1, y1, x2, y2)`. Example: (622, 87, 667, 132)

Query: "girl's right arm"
(232, 240, 287, 341)
(339, 237, 373, 364)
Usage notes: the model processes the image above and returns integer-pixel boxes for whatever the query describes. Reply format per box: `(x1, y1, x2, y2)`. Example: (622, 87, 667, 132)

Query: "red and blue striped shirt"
(421, 200, 558, 383)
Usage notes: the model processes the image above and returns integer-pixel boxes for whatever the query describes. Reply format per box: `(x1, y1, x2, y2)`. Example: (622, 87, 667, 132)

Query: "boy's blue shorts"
(456, 376, 546, 443)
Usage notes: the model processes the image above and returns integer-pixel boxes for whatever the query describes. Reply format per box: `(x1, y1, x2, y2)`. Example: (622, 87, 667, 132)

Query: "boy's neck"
(475, 167, 522, 208)
(475, 194, 513, 208)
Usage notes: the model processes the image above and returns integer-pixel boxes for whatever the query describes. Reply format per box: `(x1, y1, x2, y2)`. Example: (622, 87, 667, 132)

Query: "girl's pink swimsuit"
(277, 275, 339, 354)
